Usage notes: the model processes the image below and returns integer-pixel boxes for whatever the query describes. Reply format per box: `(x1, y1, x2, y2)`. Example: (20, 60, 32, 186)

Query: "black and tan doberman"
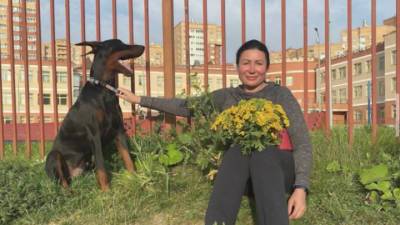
(45, 39, 144, 191)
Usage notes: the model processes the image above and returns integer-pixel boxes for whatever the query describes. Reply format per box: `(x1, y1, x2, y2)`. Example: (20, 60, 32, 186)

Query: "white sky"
(39, 0, 396, 63)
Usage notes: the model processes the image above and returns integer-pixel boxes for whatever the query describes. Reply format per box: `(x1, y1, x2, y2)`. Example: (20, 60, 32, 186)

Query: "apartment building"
(271, 20, 395, 64)
(174, 21, 222, 66)
(316, 44, 386, 125)
(1, 62, 81, 123)
(0, 0, 37, 61)
(42, 39, 83, 65)
(383, 31, 397, 125)
(134, 43, 163, 66)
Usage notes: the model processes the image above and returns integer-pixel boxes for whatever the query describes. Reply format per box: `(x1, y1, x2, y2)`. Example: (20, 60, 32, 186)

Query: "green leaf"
(381, 191, 394, 201)
(368, 191, 380, 204)
(359, 164, 390, 185)
(177, 133, 193, 145)
(365, 181, 391, 193)
(326, 160, 341, 173)
(159, 143, 184, 166)
(393, 188, 400, 201)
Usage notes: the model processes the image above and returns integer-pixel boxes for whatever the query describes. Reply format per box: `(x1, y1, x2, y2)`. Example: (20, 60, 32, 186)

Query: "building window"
(28, 35, 36, 41)
(286, 76, 293, 86)
(331, 69, 337, 80)
(378, 107, 385, 122)
(2, 92, 11, 105)
(27, 26, 36, 33)
(13, 25, 20, 32)
(43, 94, 51, 105)
(18, 70, 25, 81)
(176, 76, 182, 89)
(354, 85, 363, 98)
(339, 67, 346, 79)
(354, 110, 363, 121)
(28, 45, 36, 50)
(4, 116, 12, 124)
(365, 60, 371, 73)
(57, 72, 67, 83)
(229, 79, 239, 87)
(392, 50, 396, 65)
(123, 77, 131, 86)
(27, 17, 36, 23)
(354, 63, 362, 75)
(1, 69, 10, 81)
(18, 93, 25, 106)
(378, 80, 385, 97)
(156, 76, 163, 88)
(392, 104, 397, 119)
(275, 76, 281, 85)
(332, 90, 337, 104)
(391, 77, 396, 93)
(339, 88, 347, 103)
(57, 94, 67, 105)
(378, 56, 385, 71)
(42, 71, 50, 83)
(138, 74, 145, 86)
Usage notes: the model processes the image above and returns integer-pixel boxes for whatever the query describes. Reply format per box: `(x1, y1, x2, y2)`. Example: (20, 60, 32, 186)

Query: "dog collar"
(87, 77, 119, 94)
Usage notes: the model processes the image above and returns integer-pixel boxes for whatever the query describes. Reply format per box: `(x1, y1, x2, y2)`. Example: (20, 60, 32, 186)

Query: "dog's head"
(76, 39, 144, 82)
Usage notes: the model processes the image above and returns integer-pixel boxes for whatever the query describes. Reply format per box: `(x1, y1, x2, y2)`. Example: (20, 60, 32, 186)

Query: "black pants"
(205, 145, 295, 225)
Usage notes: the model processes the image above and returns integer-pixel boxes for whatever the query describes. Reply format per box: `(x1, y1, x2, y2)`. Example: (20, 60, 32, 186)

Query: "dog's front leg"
(92, 134, 110, 191)
(115, 131, 135, 173)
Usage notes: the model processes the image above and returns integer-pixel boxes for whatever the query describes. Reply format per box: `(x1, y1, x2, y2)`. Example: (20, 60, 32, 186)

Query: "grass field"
(1, 126, 400, 225)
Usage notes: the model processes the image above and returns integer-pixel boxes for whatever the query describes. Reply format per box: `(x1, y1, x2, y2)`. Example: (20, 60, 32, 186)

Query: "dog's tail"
(45, 150, 71, 188)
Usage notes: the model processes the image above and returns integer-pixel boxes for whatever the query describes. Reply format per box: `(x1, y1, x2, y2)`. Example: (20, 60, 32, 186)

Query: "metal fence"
(0, 0, 399, 160)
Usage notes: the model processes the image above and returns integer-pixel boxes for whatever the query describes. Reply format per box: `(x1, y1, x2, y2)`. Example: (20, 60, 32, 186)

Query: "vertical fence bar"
(50, 0, 59, 133)
(397, 0, 400, 138)
(80, 0, 87, 83)
(112, 0, 118, 89)
(21, 0, 31, 158)
(36, 0, 45, 159)
(0, 39, 4, 159)
(65, 0, 73, 108)
(144, 0, 151, 126)
(203, 0, 209, 90)
(281, 0, 286, 86)
(112, 0, 117, 38)
(128, 0, 137, 134)
(221, 0, 227, 88)
(241, 0, 245, 43)
(162, 0, 176, 126)
(184, 0, 191, 95)
(324, 0, 331, 133)
(347, 0, 354, 145)
(371, 0, 377, 141)
(7, 0, 17, 155)
(96, 0, 101, 41)
(261, 0, 266, 44)
(303, 0, 308, 121)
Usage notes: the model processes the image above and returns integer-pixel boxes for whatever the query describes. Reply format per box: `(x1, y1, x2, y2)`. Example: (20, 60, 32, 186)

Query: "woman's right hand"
(117, 87, 141, 104)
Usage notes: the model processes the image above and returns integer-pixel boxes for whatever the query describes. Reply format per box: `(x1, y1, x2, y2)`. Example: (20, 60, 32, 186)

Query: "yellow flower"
(212, 98, 290, 154)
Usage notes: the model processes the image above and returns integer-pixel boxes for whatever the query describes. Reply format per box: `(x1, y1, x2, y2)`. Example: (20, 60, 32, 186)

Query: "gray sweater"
(140, 82, 312, 189)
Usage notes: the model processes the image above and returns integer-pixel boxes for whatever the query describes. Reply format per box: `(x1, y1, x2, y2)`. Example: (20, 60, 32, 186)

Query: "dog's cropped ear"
(75, 41, 103, 56)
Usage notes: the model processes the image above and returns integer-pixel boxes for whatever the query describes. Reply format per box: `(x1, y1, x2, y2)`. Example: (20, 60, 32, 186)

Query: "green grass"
(1, 126, 400, 225)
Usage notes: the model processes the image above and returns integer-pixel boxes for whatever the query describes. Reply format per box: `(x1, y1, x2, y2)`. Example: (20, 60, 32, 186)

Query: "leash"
(87, 77, 120, 94)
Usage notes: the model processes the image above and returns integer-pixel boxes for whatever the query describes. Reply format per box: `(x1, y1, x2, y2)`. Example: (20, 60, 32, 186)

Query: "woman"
(117, 39, 312, 225)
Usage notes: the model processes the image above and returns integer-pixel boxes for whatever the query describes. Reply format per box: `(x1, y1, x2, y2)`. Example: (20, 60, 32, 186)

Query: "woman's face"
(237, 49, 268, 92)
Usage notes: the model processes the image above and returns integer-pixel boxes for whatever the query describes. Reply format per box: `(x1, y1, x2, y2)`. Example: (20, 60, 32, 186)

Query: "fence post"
(162, 0, 176, 127)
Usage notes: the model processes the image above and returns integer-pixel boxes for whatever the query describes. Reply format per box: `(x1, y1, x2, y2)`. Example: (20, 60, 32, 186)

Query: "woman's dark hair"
(236, 39, 270, 68)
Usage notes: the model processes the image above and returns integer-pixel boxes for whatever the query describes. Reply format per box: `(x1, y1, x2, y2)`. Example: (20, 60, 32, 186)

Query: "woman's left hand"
(287, 188, 307, 220)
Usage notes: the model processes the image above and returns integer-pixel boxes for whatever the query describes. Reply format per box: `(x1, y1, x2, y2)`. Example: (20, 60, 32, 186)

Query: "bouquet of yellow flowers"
(211, 98, 290, 155)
